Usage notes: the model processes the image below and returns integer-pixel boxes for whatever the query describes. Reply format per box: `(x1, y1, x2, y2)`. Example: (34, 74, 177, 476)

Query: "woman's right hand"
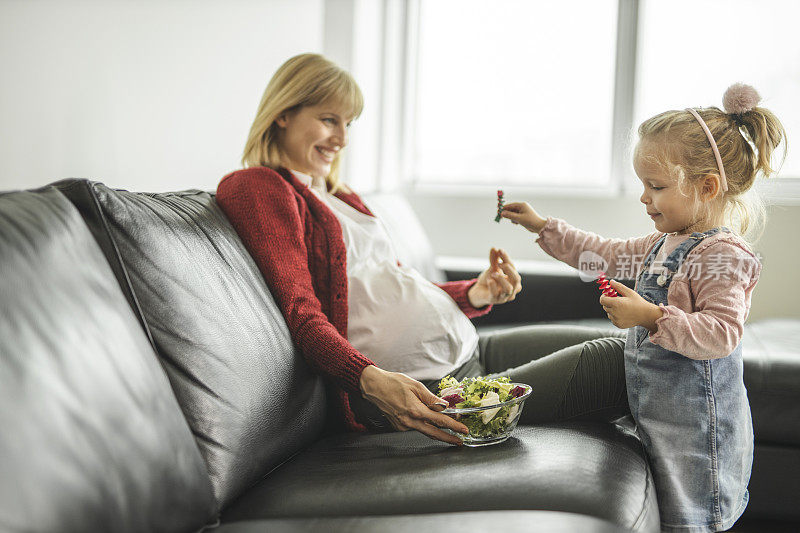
(501, 202, 548, 233)
(359, 365, 469, 445)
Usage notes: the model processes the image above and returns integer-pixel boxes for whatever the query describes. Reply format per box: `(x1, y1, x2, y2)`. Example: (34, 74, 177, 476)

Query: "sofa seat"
(215, 510, 636, 533)
(221, 423, 659, 532)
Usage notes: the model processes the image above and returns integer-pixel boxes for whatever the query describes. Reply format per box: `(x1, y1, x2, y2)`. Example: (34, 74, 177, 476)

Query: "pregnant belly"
(346, 263, 478, 379)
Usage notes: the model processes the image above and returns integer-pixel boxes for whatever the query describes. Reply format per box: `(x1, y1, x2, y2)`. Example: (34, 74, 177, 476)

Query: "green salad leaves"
(437, 376, 529, 440)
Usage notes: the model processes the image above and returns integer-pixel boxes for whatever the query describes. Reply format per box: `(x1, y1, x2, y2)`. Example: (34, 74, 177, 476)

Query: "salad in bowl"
(437, 375, 532, 446)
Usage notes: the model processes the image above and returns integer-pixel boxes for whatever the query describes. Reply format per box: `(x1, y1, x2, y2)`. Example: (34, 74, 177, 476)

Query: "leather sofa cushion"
(743, 319, 800, 447)
(221, 423, 659, 532)
(215, 510, 636, 533)
(56, 179, 327, 507)
(0, 188, 216, 533)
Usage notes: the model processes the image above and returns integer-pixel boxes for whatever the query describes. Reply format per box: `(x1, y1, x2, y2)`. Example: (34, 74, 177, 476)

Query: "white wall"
(0, 0, 324, 192)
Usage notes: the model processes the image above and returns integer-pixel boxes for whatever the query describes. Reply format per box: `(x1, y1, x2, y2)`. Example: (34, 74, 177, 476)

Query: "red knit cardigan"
(216, 167, 490, 430)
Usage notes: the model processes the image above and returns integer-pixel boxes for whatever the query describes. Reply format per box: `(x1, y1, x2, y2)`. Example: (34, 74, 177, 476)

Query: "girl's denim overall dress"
(625, 228, 753, 532)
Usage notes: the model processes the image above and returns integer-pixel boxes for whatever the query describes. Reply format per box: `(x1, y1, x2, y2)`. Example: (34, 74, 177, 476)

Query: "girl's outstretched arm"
(534, 217, 661, 280)
(501, 201, 661, 278)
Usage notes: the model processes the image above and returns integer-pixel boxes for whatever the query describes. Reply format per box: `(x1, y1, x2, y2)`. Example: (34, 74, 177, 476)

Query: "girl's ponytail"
(717, 84, 787, 240)
(733, 106, 786, 179)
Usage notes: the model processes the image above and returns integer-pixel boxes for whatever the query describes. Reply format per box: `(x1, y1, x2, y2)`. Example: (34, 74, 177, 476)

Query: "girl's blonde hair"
(242, 53, 364, 192)
(637, 98, 786, 241)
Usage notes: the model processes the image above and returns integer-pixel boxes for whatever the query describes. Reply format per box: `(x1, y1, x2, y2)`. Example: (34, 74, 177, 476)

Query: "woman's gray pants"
(354, 324, 628, 429)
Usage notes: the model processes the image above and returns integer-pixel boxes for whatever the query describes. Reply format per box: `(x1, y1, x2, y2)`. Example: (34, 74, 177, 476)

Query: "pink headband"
(685, 108, 728, 192)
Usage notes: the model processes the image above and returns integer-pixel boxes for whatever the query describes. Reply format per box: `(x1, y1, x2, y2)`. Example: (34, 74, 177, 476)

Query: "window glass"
(414, 0, 618, 187)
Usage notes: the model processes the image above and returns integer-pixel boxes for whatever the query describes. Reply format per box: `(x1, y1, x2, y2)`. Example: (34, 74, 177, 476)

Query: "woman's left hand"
(599, 279, 664, 332)
(468, 248, 522, 308)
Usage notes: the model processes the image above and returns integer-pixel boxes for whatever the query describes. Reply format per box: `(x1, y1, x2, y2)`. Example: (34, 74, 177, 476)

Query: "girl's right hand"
(501, 202, 548, 233)
(359, 365, 469, 445)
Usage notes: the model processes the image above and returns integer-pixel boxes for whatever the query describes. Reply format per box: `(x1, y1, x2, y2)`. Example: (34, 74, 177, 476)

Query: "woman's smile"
(276, 103, 351, 179)
(315, 145, 337, 163)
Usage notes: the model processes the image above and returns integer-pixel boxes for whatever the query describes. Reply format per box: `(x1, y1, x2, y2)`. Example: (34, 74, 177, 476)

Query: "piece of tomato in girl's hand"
(596, 272, 618, 297)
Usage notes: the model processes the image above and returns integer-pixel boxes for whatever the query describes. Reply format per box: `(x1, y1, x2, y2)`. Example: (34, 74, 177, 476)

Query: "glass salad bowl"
(438, 377, 532, 447)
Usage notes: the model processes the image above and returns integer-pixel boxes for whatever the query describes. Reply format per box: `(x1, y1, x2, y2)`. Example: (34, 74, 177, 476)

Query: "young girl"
(502, 83, 786, 533)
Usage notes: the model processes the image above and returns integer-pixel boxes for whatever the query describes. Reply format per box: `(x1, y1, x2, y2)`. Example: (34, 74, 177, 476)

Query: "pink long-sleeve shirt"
(536, 218, 761, 360)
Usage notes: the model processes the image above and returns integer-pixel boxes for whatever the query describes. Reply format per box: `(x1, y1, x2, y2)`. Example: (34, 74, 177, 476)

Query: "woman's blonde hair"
(242, 53, 364, 192)
(637, 100, 787, 241)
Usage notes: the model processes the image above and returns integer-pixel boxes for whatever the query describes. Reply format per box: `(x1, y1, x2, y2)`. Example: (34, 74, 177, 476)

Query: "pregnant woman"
(217, 53, 627, 445)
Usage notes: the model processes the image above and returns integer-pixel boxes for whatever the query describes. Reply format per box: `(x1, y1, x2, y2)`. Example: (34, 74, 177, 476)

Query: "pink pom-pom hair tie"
(723, 83, 761, 115)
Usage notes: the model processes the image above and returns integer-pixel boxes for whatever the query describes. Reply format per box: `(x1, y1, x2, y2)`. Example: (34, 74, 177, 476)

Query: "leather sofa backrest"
(56, 179, 327, 507)
(361, 193, 446, 282)
(0, 188, 217, 533)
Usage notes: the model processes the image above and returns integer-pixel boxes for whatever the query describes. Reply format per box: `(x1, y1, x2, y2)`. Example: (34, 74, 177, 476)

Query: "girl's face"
(633, 141, 703, 234)
(275, 102, 352, 179)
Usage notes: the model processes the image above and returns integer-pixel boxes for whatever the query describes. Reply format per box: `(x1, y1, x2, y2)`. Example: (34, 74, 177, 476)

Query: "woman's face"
(275, 103, 352, 179)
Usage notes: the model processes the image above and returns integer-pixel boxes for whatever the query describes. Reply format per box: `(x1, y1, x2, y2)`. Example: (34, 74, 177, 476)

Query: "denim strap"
(661, 227, 730, 273)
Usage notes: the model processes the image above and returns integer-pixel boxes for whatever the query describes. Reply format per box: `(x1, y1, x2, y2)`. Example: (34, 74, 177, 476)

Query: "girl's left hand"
(468, 248, 522, 308)
(599, 279, 663, 332)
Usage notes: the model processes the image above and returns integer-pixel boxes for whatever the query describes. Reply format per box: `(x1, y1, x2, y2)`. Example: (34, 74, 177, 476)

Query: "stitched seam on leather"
(195, 515, 221, 532)
(221, 447, 307, 518)
(58, 179, 158, 352)
(256, 447, 305, 483)
(54, 179, 225, 523)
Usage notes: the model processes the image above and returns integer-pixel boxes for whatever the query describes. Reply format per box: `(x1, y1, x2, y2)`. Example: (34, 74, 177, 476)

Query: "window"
(413, 0, 619, 189)
(405, 0, 799, 196)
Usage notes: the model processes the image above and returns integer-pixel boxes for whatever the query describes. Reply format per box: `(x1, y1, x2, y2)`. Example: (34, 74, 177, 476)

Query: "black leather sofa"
(0, 180, 795, 532)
